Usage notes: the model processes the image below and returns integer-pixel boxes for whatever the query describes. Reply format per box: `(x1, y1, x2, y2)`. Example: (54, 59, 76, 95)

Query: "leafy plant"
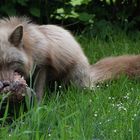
(0, 0, 140, 34)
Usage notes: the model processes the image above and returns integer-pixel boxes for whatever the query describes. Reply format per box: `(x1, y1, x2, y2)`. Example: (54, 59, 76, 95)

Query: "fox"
(0, 16, 140, 101)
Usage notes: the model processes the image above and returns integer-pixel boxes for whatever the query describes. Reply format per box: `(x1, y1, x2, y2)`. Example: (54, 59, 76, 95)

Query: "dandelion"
(113, 129, 117, 133)
(48, 133, 51, 137)
(131, 118, 134, 121)
(126, 92, 130, 96)
(112, 104, 115, 107)
(106, 84, 109, 87)
(134, 114, 137, 117)
(107, 119, 111, 122)
(94, 113, 98, 117)
(118, 106, 127, 111)
(124, 95, 129, 99)
(89, 99, 92, 103)
(123, 107, 127, 111)
(112, 97, 115, 100)
(116, 104, 120, 107)
(96, 85, 100, 88)
(83, 87, 86, 90)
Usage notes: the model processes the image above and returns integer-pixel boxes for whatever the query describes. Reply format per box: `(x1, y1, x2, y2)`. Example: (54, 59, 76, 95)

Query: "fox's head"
(0, 25, 33, 83)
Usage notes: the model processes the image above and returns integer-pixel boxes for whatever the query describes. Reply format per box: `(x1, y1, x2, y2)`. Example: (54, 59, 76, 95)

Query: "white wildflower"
(94, 114, 97, 117)
(113, 129, 117, 133)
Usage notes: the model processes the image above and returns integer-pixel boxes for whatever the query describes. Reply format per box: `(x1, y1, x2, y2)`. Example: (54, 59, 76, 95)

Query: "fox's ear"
(9, 25, 23, 46)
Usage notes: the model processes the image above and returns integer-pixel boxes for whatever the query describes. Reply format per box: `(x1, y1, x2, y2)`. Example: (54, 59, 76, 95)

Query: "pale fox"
(0, 16, 139, 101)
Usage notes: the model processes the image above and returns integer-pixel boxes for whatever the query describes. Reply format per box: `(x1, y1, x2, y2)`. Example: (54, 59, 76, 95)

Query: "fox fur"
(91, 55, 140, 83)
(0, 16, 139, 101)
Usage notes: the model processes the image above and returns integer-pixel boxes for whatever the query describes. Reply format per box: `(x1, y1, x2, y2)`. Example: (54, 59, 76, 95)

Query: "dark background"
(0, 0, 140, 37)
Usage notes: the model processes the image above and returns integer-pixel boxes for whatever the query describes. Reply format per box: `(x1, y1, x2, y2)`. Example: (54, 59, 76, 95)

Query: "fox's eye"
(9, 61, 24, 71)
(11, 61, 23, 65)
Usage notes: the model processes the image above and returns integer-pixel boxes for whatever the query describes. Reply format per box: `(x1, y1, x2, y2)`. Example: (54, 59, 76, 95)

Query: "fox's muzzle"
(0, 70, 14, 82)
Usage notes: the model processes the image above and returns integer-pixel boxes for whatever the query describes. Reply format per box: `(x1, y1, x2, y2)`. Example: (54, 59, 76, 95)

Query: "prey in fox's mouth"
(0, 72, 29, 102)
(0, 72, 26, 93)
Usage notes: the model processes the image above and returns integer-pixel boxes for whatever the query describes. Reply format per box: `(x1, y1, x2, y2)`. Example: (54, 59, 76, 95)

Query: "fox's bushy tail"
(90, 55, 140, 84)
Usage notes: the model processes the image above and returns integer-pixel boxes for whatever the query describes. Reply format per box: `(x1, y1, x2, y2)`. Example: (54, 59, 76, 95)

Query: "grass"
(1, 30, 140, 140)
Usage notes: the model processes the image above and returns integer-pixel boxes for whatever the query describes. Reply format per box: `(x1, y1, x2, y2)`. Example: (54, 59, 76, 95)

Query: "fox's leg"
(67, 63, 92, 88)
(33, 68, 47, 102)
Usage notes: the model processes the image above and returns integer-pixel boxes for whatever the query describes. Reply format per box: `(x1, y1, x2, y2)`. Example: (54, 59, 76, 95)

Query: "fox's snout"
(0, 70, 14, 92)
(0, 70, 14, 81)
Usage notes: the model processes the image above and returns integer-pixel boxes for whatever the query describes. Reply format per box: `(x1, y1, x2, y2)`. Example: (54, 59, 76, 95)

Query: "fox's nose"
(2, 80, 10, 87)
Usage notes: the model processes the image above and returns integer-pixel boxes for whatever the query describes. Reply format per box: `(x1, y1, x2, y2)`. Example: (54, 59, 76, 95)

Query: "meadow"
(0, 30, 140, 140)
